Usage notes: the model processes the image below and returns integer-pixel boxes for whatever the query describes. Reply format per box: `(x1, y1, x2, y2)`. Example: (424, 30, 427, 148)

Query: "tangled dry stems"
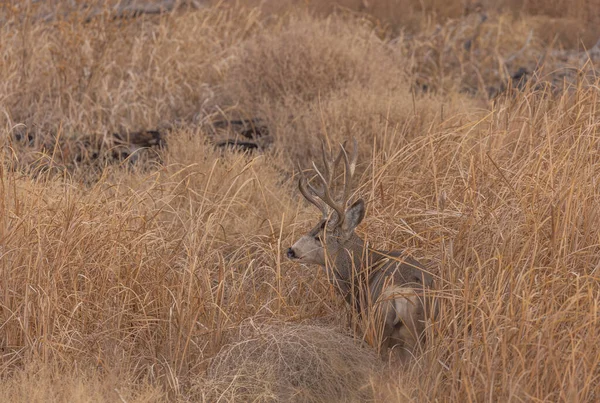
(197, 321, 381, 403)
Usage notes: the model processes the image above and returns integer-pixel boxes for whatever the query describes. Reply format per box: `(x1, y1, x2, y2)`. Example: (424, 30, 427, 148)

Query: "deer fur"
(287, 139, 435, 359)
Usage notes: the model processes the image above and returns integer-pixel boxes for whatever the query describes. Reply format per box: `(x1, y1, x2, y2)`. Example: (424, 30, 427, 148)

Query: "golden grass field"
(1, 0, 600, 401)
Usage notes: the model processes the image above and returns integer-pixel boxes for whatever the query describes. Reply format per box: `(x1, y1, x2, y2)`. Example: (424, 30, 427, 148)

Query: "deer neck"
(327, 235, 382, 298)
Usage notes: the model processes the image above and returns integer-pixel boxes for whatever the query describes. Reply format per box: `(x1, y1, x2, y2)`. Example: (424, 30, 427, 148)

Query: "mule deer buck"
(287, 139, 435, 359)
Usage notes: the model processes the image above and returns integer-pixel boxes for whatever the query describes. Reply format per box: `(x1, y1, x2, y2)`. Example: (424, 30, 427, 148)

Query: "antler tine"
(298, 166, 328, 219)
(340, 138, 358, 211)
(320, 140, 346, 185)
(320, 141, 332, 183)
(312, 162, 346, 224)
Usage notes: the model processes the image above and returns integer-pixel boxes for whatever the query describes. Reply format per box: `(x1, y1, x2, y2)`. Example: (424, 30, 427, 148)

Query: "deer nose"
(286, 247, 297, 259)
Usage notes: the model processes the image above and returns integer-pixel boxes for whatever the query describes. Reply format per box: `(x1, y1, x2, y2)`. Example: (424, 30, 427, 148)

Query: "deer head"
(287, 139, 365, 269)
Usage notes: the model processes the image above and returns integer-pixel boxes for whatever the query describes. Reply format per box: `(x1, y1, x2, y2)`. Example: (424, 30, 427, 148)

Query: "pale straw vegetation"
(1, 1, 599, 401)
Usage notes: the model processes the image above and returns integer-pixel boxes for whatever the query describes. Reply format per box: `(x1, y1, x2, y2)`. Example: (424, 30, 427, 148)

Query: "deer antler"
(312, 161, 346, 223)
(298, 166, 328, 219)
(321, 140, 346, 185)
(340, 138, 358, 214)
(298, 139, 358, 227)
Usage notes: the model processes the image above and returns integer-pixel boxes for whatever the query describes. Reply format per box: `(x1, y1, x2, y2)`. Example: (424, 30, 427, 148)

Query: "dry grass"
(1, 1, 600, 402)
(197, 320, 381, 402)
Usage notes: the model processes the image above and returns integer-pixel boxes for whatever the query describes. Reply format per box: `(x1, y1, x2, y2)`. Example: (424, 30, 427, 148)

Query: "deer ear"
(343, 199, 365, 233)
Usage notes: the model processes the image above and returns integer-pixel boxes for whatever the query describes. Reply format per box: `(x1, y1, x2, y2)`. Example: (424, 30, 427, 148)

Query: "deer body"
(287, 140, 434, 358)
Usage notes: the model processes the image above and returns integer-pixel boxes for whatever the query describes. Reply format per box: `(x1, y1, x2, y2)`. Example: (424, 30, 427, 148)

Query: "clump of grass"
(223, 14, 402, 104)
(196, 320, 381, 402)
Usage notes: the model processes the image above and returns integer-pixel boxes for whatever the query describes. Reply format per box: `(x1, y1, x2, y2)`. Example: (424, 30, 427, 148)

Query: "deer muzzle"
(286, 247, 297, 259)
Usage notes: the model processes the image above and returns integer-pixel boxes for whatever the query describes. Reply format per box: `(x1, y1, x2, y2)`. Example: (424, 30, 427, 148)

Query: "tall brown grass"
(1, 1, 600, 402)
(221, 0, 600, 45)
